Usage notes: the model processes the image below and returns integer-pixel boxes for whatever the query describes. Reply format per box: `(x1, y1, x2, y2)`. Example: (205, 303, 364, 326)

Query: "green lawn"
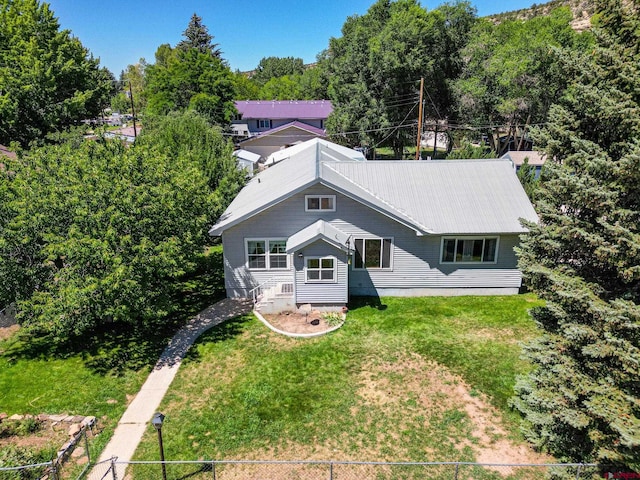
(0, 247, 227, 462)
(131, 294, 545, 479)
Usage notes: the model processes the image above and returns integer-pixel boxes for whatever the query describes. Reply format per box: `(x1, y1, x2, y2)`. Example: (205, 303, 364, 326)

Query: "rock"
(68, 423, 82, 436)
(82, 416, 96, 427)
(8, 414, 23, 421)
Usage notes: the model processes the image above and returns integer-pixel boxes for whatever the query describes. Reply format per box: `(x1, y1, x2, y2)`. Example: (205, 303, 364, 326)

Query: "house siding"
(293, 241, 348, 304)
(238, 126, 326, 160)
(221, 184, 523, 299)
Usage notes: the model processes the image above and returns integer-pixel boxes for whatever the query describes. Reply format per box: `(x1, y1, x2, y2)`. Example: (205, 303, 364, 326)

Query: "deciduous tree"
(0, 138, 213, 340)
(137, 111, 245, 224)
(0, 0, 116, 146)
(325, 0, 476, 157)
(144, 14, 235, 125)
(251, 56, 305, 86)
(453, 8, 590, 155)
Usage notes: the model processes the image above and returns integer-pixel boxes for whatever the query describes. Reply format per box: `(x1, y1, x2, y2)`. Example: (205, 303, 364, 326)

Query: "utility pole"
(128, 81, 138, 138)
(415, 77, 424, 160)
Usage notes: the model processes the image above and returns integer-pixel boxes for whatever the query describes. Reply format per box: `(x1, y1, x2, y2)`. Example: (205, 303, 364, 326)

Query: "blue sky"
(47, 0, 538, 77)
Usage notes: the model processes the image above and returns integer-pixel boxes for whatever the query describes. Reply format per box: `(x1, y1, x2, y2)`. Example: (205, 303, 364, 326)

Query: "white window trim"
(439, 236, 500, 265)
(305, 194, 336, 212)
(352, 237, 394, 270)
(245, 238, 289, 270)
(304, 256, 337, 283)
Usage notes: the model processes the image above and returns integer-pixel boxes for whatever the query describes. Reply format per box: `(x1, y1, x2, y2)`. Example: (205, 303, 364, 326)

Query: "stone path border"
(88, 298, 252, 480)
(253, 310, 344, 338)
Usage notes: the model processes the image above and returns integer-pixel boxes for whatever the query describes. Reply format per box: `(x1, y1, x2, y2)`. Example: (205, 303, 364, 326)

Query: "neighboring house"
(232, 100, 333, 160)
(210, 139, 538, 313)
(103, 125, 140, 144)
(0, 144, 16, 160)
(233, 149, 261, 177)
(501, 150, 546, 179)
(265, 138, 365, 166)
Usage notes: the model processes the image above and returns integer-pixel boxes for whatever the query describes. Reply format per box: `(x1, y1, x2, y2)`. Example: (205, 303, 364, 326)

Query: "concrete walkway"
(88, 298, 252, 480)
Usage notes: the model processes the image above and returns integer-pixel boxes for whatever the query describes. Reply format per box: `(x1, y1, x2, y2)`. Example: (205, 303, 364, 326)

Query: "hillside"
(487, 0, 595, 31)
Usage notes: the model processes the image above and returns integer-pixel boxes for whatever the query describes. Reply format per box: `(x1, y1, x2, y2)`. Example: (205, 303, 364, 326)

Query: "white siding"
(221, 184, 523, 299)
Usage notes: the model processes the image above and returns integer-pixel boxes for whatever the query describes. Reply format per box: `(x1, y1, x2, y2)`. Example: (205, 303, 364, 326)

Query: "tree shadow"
(179, 314, 251, 368)
(1, 249, 231, 376)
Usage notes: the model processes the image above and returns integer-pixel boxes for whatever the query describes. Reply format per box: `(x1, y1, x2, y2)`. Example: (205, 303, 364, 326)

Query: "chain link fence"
(79, 459, 612, 480)
(0, 426, 92, 480)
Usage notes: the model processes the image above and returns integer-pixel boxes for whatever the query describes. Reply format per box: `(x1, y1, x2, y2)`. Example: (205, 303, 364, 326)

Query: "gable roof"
(286, 220, 351, 253)
(235, 100, 333, 120)
(210, 140, 538, 237)
(266, 137, 365, 166)
(233, 149, 261, 164)
(239, 121, 326, 148)
(501, 150, 547, 167)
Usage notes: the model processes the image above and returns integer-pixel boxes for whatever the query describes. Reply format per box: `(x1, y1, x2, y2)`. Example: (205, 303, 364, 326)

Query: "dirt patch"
(241, 352, 551, 468)
(260, 310, 342, 335)
(0, 418, 69, 451)
(359, 353, 552, 466)
(0, 324, 19, 342)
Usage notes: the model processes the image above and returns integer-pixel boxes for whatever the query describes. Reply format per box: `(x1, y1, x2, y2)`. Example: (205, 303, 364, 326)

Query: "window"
(353, 238, 392, 269)
(440, 237, 498, 264)
(305, 256, 336, 282)
(246, 239, 288, 269)
(305, 195, 336, 212)
(258, 119, 271, 129)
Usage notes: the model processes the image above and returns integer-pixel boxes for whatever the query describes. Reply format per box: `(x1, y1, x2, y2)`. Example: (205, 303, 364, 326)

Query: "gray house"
(209, 140, 538, 313)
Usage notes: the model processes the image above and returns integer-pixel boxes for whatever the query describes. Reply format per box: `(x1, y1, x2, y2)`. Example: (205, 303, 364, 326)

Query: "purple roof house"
(232, 100, 333, 161)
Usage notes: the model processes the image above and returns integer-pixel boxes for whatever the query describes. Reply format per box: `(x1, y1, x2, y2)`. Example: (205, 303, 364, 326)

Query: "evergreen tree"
(512, 0, 640, 473)
(177, 13, 221, 57)
(144, 15, 235, 124)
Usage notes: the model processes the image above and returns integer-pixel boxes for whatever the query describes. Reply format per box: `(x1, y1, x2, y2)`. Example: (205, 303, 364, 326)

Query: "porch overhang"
(286, 220, 351, 254)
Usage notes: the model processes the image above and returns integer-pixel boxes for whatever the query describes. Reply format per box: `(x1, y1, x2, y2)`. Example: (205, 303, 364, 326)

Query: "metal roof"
(286, 220, 351, 253)
(235, 100, 333, 120)
(233, 149, 261, 164)
(326, 160, 538, 234)
(210, 140, 538, 236)
(266, 137, 366, 166)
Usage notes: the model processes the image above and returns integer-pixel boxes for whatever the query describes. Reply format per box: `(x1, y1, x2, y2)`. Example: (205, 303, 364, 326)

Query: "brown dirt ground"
(261, 310, 342, 335)
(0, 324, 19, 342)
(234, 351, 552, 468)
(0, 418, 70, 451)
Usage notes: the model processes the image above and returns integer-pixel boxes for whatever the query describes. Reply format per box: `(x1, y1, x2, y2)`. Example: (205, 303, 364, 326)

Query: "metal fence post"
(212, 461, 216, 480)
(329, 461, 333, 480)
(575, 464, 583, 480)
(50, 461, 58, 480)
(84, 429, 91, 465)
(111, 457, 118, 480)
(454, 462, 459, 480)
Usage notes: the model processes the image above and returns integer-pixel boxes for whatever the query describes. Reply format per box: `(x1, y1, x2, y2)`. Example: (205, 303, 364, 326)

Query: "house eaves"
(286, 220, 351, 253)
